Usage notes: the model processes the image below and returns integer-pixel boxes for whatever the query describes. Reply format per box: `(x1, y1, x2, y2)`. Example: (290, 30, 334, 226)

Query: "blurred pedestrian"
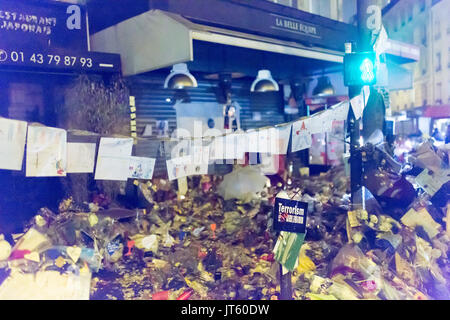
(445, 124, 450, 144)
(432, 127, 443, 141)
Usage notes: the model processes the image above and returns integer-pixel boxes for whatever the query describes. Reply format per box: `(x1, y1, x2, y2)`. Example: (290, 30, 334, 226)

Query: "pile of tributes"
(0, 138, 448, 300)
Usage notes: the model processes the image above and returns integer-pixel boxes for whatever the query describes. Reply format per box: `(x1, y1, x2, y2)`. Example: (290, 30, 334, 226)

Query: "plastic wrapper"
(409, 141, 445, 173)
(217, 166, 268, 202)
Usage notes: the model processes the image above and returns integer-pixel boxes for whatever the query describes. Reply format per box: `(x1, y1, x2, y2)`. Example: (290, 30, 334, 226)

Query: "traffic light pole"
(347, 0, 379, 205)
(348, 86, 362, 204)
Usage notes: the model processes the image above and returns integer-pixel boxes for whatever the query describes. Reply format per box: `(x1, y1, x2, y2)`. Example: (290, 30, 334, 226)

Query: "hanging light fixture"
(312, 75, 335, 96)
(250, 69, 279, 92)
(164, 63, 198, 89)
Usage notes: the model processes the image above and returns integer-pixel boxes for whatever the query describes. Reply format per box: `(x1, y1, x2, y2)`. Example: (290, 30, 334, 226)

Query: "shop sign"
(270, 14, 320, 39)
(0, 1, 121, 73)
(0, 0, 88, 51)
(0, 46, 121, 73)
(273, 198, 308, 233)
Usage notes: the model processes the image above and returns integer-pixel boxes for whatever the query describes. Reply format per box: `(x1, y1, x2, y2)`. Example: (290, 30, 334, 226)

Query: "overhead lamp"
(312, 76, 335, 96)
(164, 63, 198, 89)
(250, 70, 279, 92)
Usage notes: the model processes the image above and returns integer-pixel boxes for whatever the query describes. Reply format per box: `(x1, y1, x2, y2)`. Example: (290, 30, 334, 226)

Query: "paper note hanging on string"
(247, 128, 272, 153)
(309, 114, 323, 135)
(67, 143, 96, 173)
(350, 94, 365, 120)
(26, 126, 67, 177)
(374, 25, 389, 57)
(188, 144, 209, 175)
(291, 118, 312, 152)
(210, 136, 225, 160)
(166, 155, 191, 181)
(192, 144, 210, 165)
(310, 111, 333, 135)
(0, 118, 27, 171)
(321, 110, 334, 132)
(94, 138, 133, 181)
(224, 133, 246, 159)
(210, 133, 246, 160)
(331, 101, 350, 122)
(186, 162, 208, 176)
(128, 156, 156, 180)
(272, 125, 291, 155)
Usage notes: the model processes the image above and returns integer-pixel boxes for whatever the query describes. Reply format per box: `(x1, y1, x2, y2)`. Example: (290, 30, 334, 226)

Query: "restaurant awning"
(90, 9, 345, 77)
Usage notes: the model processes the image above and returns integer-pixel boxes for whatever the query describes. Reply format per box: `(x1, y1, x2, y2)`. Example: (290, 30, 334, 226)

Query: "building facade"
(383, 0, 450, 113)
(267, 0, 357, 23)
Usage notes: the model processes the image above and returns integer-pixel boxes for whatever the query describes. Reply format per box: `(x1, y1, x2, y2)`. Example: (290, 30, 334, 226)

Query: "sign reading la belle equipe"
(271, 13, 320, 39)
(273, 197, 308, 233)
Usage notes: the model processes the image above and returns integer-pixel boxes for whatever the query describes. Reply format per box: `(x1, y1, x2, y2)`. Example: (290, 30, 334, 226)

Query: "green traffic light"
(360, 58, 375, 83)
(343, 52, 377, 86)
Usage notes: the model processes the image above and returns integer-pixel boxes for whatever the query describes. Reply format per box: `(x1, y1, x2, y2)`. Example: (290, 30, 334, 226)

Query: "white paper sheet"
(210, 133, 246, 160)
(331, 101, 350, 122)
(310, 110, 333, 134)
(26, 126, 67, 177)
(166, 155, 191, 181)
(186, 162, 209, 176)
(271, 125, 291, 155)
(224, 133, 247, 159)
(210, 136, 226, 160)
(415, 168, 450, 197)
(247, 129, 271, 153)
(192, 144, 210, 165)
(128, 156, 156, 179)
(0, 118, 27, 171)
(350, 94, 365, 120)
(94, 138, 133, 181)
(67, 143, 96, 173)
(291, 118, 312, 152)
(321, 110, 334, 133)
(374, 25, 389, 57)
(166, 153, 208, 180)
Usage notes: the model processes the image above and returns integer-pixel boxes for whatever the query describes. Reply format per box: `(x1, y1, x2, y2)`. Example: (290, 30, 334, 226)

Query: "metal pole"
(348, 0, 380, 205)
(348, 87, 362, 204)
(280, 263, 292, 300)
